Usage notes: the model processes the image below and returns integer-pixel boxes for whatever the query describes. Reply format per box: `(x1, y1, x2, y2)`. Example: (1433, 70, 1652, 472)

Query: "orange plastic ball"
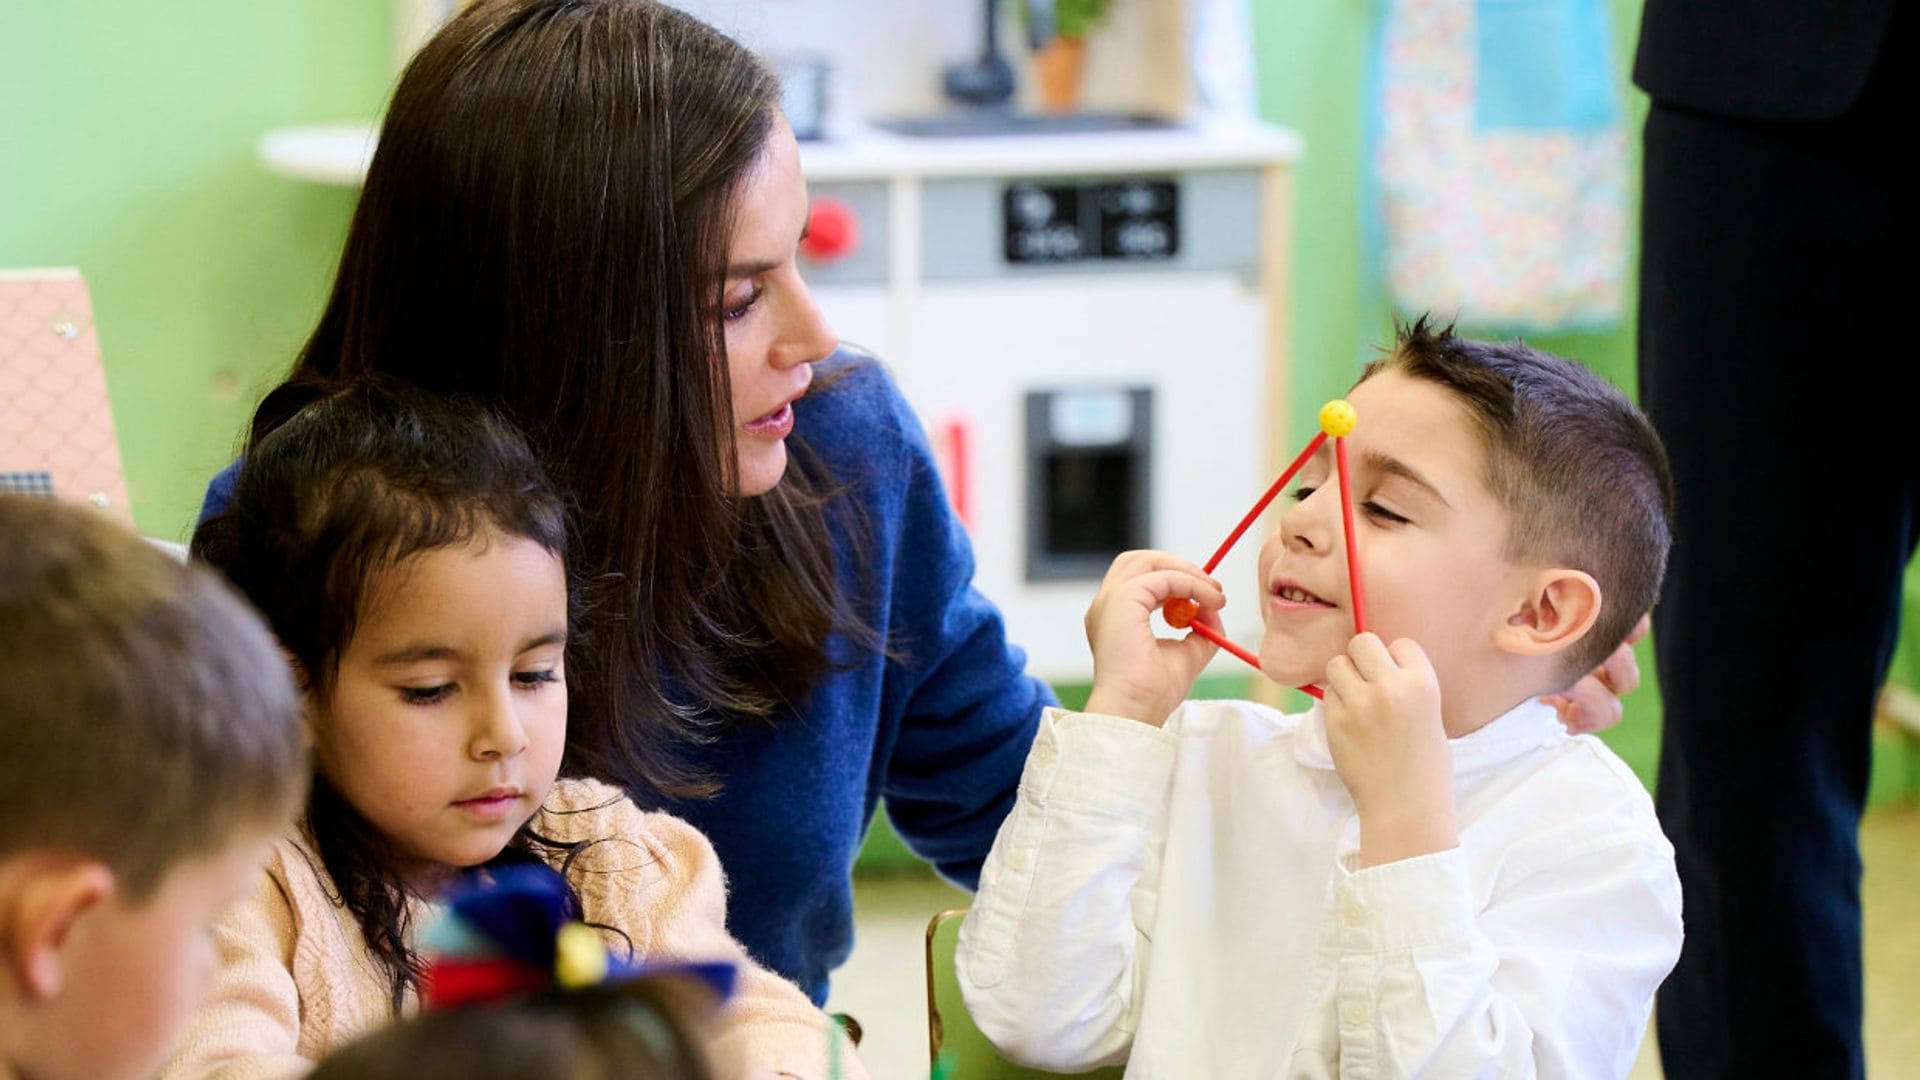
(1163, 597, 1200, 629)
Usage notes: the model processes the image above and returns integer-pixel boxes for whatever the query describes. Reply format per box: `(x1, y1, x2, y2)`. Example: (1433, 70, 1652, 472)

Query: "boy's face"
(1257, 369, 1528, 696)
(21, 828, 276, 1080)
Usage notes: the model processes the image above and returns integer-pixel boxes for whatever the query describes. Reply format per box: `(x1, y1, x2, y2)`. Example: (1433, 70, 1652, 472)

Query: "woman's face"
(721, 116, 839, 497)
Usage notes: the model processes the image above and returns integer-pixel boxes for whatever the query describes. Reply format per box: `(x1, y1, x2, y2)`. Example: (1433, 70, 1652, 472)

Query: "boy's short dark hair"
(1362, 317, 1674, 682)
(0, 497, 305, 897)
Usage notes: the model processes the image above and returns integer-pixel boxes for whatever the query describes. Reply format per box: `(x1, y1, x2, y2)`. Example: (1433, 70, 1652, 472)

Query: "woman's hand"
(1323, 633, 1458, 867)
(1541, 613, 1650, 735)
(1081, 550, 1224, 727)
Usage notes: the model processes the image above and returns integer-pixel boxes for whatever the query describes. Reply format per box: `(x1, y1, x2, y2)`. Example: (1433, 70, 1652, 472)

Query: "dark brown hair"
(274, 0, 859, 797)
(194, 378, 582, 1011)
(0, 496, 305, 898)
(1361, 317, 1674, 681)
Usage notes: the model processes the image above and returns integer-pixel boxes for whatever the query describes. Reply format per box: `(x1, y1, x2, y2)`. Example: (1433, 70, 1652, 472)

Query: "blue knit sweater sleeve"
(800, 355, 1053, 887)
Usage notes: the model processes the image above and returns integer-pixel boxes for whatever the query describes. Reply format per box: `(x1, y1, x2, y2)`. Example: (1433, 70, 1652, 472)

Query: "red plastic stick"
(1163, 430, 1331, 631)
(1201, 432, 1327, 575)
(1185, 619, 1258, 666)
(1332, 436, 1368, 635)
(1186, 620, 1324, 699)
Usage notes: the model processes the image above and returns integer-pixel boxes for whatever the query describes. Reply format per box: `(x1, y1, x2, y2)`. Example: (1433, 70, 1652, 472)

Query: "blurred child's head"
(1258, 318, 1672, 730)
(307, 984, 717, 1080)
(193, 378, 573, 1008)
(0, 497, 304, 1080)
(309, 862, 725, 1080)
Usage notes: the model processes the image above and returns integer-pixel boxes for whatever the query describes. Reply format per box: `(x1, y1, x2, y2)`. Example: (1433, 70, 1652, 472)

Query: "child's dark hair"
(192, 377, 579, 1011)
(1362, 317, 1674, 682)
(0, 497, 305, 896)
(306, 985, 715, 1080)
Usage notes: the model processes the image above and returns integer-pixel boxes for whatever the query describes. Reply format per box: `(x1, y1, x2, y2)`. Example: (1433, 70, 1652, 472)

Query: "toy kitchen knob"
(801, 197, 860, 264)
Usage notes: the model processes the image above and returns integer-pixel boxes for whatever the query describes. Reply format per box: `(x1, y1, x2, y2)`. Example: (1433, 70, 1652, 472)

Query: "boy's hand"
(1323, 633, 1458, 867)
(1541, 613, 1649, 734)
(1081, 550, 1225, 727)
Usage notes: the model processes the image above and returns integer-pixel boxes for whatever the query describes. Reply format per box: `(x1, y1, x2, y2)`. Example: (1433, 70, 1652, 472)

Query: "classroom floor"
(828, 804, 1920, 1079)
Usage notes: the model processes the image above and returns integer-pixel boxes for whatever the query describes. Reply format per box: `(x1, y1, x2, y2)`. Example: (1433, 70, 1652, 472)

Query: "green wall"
(0, 1, 390, 541)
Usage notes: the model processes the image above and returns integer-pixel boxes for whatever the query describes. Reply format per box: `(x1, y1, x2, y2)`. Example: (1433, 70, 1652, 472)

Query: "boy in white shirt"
(957, 319, 1683, 1079)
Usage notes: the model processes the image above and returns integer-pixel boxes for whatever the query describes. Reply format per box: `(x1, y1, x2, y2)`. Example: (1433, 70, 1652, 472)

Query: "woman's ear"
(1496, 569, 1602, 658)
(0, 855, 115, 1000)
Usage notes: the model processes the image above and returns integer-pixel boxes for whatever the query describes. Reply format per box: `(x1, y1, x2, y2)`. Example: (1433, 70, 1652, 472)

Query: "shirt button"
(1029, 743, 1055, 770)
(1007, 849, 1029, 873)
(1343, 1002, 1371, 1026)
(1342, 901, 1367, 927)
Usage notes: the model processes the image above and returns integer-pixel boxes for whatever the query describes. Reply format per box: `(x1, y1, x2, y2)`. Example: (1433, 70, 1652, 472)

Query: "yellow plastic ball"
(1318, 399, 1356, 438)
(554, 921, 609, 989)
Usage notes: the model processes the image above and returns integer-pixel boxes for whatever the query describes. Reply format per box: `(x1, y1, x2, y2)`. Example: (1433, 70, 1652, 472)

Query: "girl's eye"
(1290, 484, 1317, 502)
(399, 684, 453, 705)
(722, 285, 764, 322)
(513, 669, 561, 690)
(1362, 501, 1411, 525)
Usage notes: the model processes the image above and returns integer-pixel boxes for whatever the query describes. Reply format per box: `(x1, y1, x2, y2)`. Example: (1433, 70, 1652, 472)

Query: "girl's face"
(316, 527, 568, 891)
(722, 114, 840, 497)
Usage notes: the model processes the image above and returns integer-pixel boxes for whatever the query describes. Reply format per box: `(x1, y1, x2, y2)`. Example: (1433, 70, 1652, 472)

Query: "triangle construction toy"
(1159, 400, 1368, 699)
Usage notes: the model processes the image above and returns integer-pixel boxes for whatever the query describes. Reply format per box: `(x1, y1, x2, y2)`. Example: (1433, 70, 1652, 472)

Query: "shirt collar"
(1292, 696, 1567, 775)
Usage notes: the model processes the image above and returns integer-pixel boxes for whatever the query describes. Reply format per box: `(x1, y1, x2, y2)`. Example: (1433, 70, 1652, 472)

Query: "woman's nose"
(776, 269, 838, 368)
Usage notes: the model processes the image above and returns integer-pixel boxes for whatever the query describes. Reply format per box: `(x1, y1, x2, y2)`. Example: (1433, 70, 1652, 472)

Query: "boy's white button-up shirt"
(956, 699, 1682, 1079)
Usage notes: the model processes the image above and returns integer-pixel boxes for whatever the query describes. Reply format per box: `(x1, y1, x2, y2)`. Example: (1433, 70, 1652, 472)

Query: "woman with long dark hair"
(205, 0, 1052, 1003)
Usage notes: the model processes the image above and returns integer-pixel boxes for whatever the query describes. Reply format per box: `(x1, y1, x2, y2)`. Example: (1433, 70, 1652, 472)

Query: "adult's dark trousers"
(1639, 12, 1915, 1078)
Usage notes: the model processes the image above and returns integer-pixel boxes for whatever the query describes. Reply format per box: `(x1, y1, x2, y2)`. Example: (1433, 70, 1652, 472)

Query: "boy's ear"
(1496, 569, 1602, 658)
(0, 855, 116, 1000)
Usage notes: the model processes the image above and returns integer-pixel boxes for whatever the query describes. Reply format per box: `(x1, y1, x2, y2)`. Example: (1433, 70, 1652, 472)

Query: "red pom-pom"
(423, 958, 547, 1008)
(801, 197, 860, 263)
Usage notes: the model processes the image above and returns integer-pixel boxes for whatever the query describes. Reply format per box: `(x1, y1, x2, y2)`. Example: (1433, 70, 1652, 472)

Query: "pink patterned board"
(0, 269, 133, 523)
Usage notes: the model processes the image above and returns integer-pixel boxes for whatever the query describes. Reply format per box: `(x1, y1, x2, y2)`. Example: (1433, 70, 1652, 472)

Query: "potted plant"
(1031, 0, 1114, 113)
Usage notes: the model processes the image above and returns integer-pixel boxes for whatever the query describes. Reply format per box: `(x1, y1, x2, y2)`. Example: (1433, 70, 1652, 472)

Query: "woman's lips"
(743, 402, 795, 438)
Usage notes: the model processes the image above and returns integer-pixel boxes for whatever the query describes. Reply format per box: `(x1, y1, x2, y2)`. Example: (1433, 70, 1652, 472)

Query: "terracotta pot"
(1032, 34, 1088, 114)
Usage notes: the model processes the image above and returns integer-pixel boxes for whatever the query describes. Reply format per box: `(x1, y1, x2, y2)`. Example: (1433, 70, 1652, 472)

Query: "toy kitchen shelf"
(257, 116, 1303, 682)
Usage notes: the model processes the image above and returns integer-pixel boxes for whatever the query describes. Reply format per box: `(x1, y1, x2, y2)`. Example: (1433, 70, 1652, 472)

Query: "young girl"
(166, 380, 863, 1079)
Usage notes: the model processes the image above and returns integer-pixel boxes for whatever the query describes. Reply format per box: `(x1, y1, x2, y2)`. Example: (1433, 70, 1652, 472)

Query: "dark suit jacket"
(1634, 0, 1899, 120)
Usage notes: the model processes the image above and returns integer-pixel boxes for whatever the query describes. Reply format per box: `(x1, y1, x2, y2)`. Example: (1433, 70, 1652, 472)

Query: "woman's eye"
(399, 684, 453, 705)
(722, 285, 763, 322)
(513, 669, 561, 690)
